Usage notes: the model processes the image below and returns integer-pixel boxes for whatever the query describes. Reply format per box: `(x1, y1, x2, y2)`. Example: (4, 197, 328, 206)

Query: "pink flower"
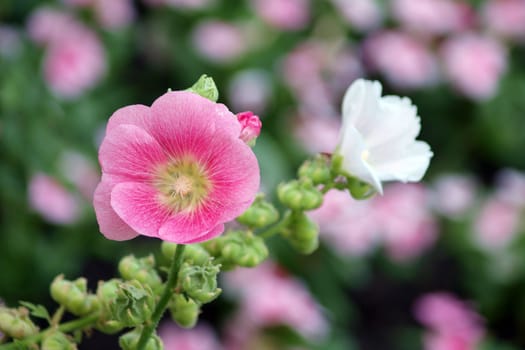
(59, 151, 100, 200)
(192, 20, 247, 64)
(473, 197, 520, 250)
(392, 0, 473, 35)
(363, 31, 438, 89)
(483, 0, 525, 41)
(330, 0, 382, 32)
(424, 333, 479, 350)
(43, 29, 106, 99)
(26, 7, 84, 46)
(228, 70, 271, 114)
(431, 174, 477, 218)
(236, 111, 262, 144)
(495, 169, 525, 208)
(441, 33, 507, 100)
(309, 189, 379, 256)
(28, 173, 80, 225)
(93, 91, 260, 243)
(293, 115, 341, 154)
(93, 0, 135, 29)
(159, 322, 222, 350)
(250, 0, 310, 31)
(373, 183, 437, 261)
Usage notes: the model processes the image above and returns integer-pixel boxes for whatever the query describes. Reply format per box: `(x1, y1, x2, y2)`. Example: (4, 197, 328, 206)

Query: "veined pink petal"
(105, 104, 151, 133)
(99, 124, 167, 181)
(159, 217, 224, 243)
(110, 182, 172, 237)
(93, 175, 139, 241)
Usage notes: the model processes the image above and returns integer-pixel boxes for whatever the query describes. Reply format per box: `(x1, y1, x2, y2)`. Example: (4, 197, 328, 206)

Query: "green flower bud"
(185, 74, 219, 102)
(237, 194, 279, 228)
(346, 177, 375, 199)
(119, 328, 163, 350)
(118, 255, 163, 293)
(42, 332, 77, 350)
(200, 238, 224, 257)
(95, 279, 125, 334)
(286, 212, 319, 254)
(179, 261, 221, 304)
(0, 307, 38, 339)
(163, 243, 210, 266)
(298, 155, 331, 185)
(277, 180, 323, 211)
(169, 294, 200, 328)
(221, 231, 268, 268)
(50, 275, 98, 316)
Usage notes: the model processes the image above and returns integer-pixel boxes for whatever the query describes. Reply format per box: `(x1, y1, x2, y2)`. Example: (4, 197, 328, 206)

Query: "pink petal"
(158, 214, 225, 243)
(99, 124, 167, 181)
(106, 104, 151, 133)
(93, 175, 139, 241)
(110, 182, 171, 238)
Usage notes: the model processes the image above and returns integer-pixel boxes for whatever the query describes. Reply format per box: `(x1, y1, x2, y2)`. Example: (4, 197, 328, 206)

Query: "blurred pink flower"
(93, 0, 135, 29)
(192, 20, 247, 64)
(159, 322, 222, 350)
(363, 31, 438, 89)
(250, 0, 310, 31)
(236, 111, 262, 144)
(63, 0, 92, 6)
(495, 168, 525, 208)
(474, 197, 520, 250)
(392, 0, 473, 35)
(330, 0, 382, 32)
(93, 91, 260, 243)
(224, 262, 327, 340)
(43, 29, 106, 99)
(309, 189, 379, 256)
(483, 0, 525, 41)
(441, 33, 507, 100)
(293, 114, 341, 154)
(431, 174, 477, 218)
(28, 173, 80, 225)
(59, 151, 100, 200)
(0, 26, 22, 59)
(373, 183, 437, 261)
(27, 7, 84, 46)
(424, 333, 479, 350)
(228, 70, 271, 114)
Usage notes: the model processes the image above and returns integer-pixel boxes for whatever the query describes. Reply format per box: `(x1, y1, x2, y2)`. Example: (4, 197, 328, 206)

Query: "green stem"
(258, 212, 291, 239)
(0, 312, 100, 350)
(136, 244, 186, 350)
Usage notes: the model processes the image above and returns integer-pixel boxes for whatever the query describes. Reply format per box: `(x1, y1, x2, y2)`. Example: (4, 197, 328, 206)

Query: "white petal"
(341, 79, 382, 138)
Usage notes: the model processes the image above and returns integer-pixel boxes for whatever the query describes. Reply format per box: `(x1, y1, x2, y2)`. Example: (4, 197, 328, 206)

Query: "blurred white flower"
(335, 79, 432, 194)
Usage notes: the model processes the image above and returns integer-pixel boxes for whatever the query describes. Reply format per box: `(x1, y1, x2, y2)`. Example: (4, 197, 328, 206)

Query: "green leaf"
(19, 301, 51, 323)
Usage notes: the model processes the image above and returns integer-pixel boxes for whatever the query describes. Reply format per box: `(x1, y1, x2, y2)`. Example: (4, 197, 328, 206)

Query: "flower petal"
(110, 182, 171, 238)
(341, 79, 382, 138)
(93, 175, 139, 241)
(106, 104, 151, 133)
(159, 217, 224, 243)
(99, 124, 167, 181)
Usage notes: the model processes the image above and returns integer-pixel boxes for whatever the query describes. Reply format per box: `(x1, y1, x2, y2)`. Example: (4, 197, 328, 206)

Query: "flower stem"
(136, 244, 186, 350)
(258, 212, 291, 239)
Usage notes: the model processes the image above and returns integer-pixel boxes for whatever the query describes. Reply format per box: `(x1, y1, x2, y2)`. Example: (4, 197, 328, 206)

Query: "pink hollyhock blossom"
(93, 91, 260, 243)
(159, 322, 222, 350)
(331, 0, 382, 32)
(93, 0, 135, 29)
(495, 169, 525, 208)
(228, 70, 271, 114)
(373, 183, 437, 261)
(441, 34, 507, 101)
(224, 262, 327, 340)
(363, 31, 439, 89)
(392, 0, 473, 35)
(27, 7, 84, 46)
(59, 151, 100, 200)
(43, 29, 106, 99)
(236, 111, 262, 144)
(473, 197, 520, 250)
(250, 0, 310, 31)
(293, 115, 341, 154)
(309, 189, 379, 256)
(192, 20, 247, 64)
(431, 174, 477, 218)
(28, 173, 80, 225)
(483, 0, 525, 41)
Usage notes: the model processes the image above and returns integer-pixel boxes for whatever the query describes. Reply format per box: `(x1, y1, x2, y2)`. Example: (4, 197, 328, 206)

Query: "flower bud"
(169, 294, 200, 328)
(119, 328, 163, 350)
(50, 275, 98, 316)
(236, 111, 262, 145)
(0, 307, 38, 339)
(237, 194, 279, 228)
(42, 331, 77, 350)
(200, 238, 224, 257)
(95, 279, 124, 333)
(186, 74, 219, 102)
(298, 155, 332, 185)
(179, 261, 221, 304)
(118, 255, 163, 293)
(221, 231, 268, 268)
(162, 243, 210, 266)
(286, 212, 319, 254)
(346, 177, 375, 199)
(277, 180, 323, 211)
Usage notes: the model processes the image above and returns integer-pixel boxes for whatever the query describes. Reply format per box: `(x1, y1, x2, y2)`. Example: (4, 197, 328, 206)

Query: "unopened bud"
(162, 243, 210, 266)
(298, 155, 332, 185)
(237, 194, 279, 228)
(50, 275, 98, 316)
(221, 231, 268, 268)
(286, 212, 319, 254)
(118, 255, 163, 293)
(347, 177, 375, 199)
(169, 294, 200, 328)
(186, 74, 219, 102)
(119, 328, 163, 350)
(42, 331, 77, 350)
(237, 111, 262, 146)
(179, 262, 221, 304)
(277, 180, 323, 211)
(0, 307, 39, 339)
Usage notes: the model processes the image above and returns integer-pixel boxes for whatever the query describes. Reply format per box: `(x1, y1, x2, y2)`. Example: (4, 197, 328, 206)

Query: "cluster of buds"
(0, 306, 38, 339)
(202, 231, 268, 269)
(41, 331, 77, 350)
(50, 275, 99, 316)
(119, 327, 162, 350)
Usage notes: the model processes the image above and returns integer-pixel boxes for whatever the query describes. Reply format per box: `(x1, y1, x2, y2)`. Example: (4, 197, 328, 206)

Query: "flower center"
(153, 157, 211, 213)
(361, 149, 370, 162)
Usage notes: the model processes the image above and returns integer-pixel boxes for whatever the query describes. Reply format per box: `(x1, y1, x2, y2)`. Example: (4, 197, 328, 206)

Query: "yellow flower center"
(153, 157, 211, 213)
(361, 149, 370, 162)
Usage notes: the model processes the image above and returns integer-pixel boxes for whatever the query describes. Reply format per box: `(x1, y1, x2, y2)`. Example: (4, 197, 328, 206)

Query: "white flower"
(335, 79, 433, 194)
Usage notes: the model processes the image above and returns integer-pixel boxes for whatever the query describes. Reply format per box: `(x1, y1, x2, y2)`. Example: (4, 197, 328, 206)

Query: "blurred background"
(1, 0, 525, 349)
